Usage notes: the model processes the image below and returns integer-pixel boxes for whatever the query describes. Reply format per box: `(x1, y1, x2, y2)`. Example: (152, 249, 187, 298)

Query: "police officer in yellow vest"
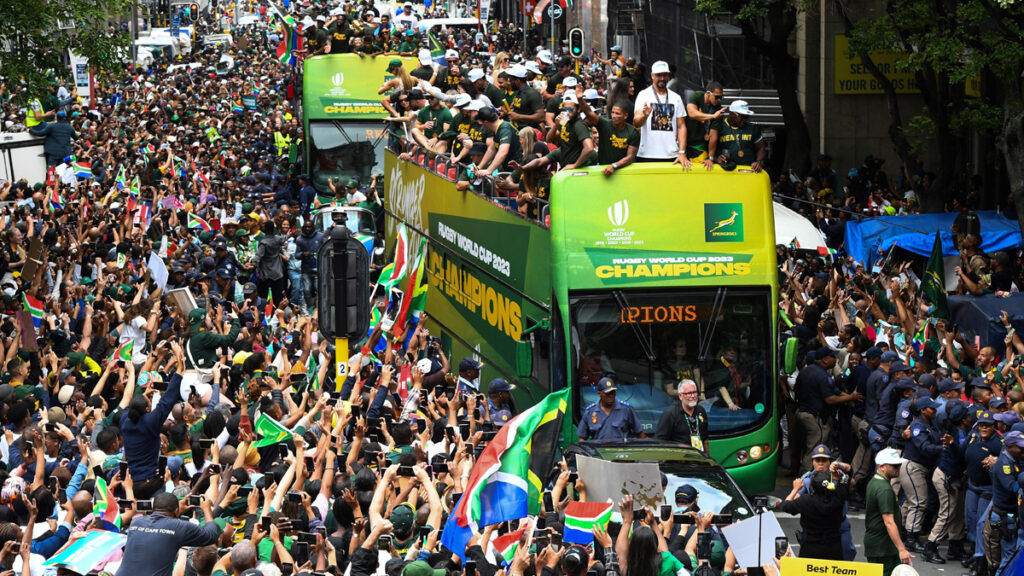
(274, 130, 291, 156)
(25, 98, 46, 128)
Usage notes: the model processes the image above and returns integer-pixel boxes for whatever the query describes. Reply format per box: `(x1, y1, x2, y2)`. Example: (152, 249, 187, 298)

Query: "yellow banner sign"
(834, 35, 918, 95)
(780, 557, 883, 576)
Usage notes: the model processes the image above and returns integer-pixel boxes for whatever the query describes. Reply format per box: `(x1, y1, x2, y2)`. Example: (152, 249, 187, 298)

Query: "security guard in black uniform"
(902, 396, 950, 557)
(985, 430, 1024, 574)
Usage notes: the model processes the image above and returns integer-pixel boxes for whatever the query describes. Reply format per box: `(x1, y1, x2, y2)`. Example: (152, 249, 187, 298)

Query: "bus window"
(309, 121, 386, 194)
(570, 288, 772, 436)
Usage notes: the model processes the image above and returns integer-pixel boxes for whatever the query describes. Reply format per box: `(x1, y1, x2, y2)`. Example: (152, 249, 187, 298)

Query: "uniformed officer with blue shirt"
(457, 357, 484, 395)
(487, 378, 516, 422)
(888, 378, 920, 450)
(863, 347, 891, 451)
(578, 377, 642, 441)
(902, 396, 950, 555)
(874, 360, 913, 451)
(985, 430, 1024, 573)
(964, 411, 1001, 573)
(926, 400, 971, 564)
(797, 444, 857, 561)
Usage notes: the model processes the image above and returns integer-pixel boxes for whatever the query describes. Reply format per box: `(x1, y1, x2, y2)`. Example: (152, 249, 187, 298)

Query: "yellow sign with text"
(834, 35, 918, 95)
(780, 557, 882, 576)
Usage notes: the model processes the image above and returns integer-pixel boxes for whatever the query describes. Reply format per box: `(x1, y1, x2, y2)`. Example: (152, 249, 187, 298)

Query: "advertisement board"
(303, 54, 419, 120)
(834, 35, 917, 95)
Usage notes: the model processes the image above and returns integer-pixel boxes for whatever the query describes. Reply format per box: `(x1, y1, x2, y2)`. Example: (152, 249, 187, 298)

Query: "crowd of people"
(0, 2, 793, 576)
(1, 0, 1021, 575)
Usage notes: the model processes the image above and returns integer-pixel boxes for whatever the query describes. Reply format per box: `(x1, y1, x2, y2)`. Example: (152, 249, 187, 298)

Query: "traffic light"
(189, 3, 199, 21)
(568, 27, 585, 59)
(318, 226, 371, 341)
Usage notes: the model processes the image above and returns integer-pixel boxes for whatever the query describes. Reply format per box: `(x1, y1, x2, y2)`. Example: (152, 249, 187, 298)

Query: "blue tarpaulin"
(948, 294, 1024, 350)
(844, 211, 1022, 267)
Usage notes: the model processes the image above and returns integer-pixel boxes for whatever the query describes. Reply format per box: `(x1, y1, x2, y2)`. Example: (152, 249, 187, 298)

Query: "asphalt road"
(766, 473, 971, 576)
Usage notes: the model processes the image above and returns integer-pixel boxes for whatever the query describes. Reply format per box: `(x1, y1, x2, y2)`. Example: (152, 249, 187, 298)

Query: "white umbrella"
(773, 201, 827, 252)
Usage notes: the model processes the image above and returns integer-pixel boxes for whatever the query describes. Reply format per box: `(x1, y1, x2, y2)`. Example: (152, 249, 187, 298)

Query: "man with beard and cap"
(902, 396, 952, 559)
(633, 60, 689, 168)
(655, 379, 709, 455)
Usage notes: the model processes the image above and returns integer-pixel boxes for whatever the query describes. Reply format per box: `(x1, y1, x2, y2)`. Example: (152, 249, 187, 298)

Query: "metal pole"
(131, 3, 139, 70)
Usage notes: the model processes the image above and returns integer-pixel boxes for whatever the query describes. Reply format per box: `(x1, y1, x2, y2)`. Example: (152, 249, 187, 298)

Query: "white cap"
(651, 60, 670, 75)
(562, 92, 579, 105)
(583, 88, 601, 100)
(445, 49, 459, 60)
(507, 64, 528, 78)
(537, 50, 553, 64)
(418, 48, 433, 66)
(563, 76, 578, 87)
(416, 358, 433, 373)
(467, 68, 485, 82)
(524, 61, 542, 75)
(453, 93, 472, 108)
(728, 99, 755, 115)
(875, 448, 906, 466)
(466, 100, 485, 111)
(316, 14, 327, 21)
(57, 385, 76, 404)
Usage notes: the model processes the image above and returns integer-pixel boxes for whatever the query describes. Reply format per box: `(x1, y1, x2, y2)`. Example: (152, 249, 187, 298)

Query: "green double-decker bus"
(302, 54, 418, 196)
(384, 151, 779, 493)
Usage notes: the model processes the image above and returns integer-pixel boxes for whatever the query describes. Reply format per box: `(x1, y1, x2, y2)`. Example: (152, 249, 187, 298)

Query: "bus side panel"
(384, 152, 552, 404)
(303, 54, 418, 121)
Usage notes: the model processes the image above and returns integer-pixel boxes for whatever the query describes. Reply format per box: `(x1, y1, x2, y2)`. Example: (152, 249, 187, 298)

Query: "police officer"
(985, 430, 1024, 574)
(902, 396, 950, 557)
(796, 445, 857, 561)
(935, 377, 965, 414)
(578, 377, 642, 441)
(964, 411, 1001, 575)
(487, 378, 516, 421)
(874, 360, 913, 451)
(926, 400, 971, 564)
(795, 348, 863, 472)
(864, 347, 891, 452)
(887, 378, 920, 450)
(457, 357, 483, 394)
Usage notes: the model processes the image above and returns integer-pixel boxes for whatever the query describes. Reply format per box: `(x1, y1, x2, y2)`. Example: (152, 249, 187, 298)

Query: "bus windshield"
(571, 288, 772, 436)
(309, 121, 387, 194)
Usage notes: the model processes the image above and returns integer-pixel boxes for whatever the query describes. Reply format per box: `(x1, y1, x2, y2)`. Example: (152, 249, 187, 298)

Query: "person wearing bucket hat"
(577, 377, 641, 441)
(706, 99, 766, 172)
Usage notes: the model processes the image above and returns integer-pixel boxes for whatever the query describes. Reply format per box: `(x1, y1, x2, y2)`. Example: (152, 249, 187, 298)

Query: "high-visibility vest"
(274, 131, 291, 156)
(25, 99, 44, 127)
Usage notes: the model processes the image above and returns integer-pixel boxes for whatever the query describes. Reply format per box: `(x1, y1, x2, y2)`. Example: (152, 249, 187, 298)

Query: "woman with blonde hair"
(491, 52, 510, 84)
(378, 59, 416, 94)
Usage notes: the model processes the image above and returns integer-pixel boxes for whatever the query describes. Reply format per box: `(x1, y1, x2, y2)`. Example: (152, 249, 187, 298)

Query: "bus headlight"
(735, 449, 749, 463)
(750, 446, 763, 460)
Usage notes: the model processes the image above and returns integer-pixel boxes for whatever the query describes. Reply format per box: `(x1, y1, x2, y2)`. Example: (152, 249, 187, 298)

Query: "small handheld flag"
(562, 501, 614, 545)
(188, 212, 212, 232)
(22, 294, 44, 329)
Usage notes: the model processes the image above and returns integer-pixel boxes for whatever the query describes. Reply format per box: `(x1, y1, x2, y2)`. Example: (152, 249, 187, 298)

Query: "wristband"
(611, 163, 618, 170)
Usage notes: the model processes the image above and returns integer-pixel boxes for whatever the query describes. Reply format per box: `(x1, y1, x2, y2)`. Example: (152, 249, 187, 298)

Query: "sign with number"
(334, 337, 349, 393)
(548, 3, 562, 19)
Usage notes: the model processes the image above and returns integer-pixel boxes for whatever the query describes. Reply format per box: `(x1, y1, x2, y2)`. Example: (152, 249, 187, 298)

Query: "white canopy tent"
(773, 201, 827, 252)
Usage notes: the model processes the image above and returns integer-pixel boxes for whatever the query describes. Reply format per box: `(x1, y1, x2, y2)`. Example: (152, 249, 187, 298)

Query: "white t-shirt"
(634, 86, 686, 159)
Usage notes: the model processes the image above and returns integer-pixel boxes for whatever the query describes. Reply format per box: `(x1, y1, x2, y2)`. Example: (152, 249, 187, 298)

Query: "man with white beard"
(655, 379, 710, 455)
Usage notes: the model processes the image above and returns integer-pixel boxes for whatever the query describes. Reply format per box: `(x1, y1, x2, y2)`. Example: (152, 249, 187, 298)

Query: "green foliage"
(0, 0, 137, 104)
(905, 113, 935, 158)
